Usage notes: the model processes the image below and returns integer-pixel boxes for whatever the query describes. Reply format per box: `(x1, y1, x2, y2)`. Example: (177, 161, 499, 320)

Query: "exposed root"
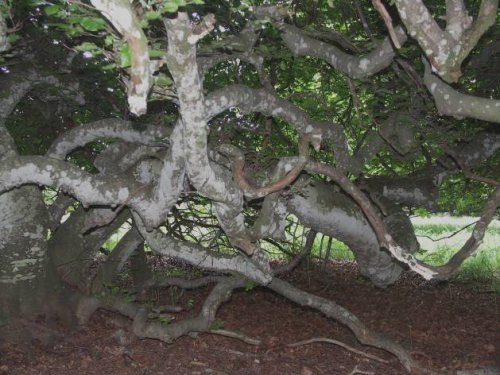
(76, 277, 245, 344)
(288, 337, 388, 364)
(269, 277, 417, 372)
(77, 271, 423, 372)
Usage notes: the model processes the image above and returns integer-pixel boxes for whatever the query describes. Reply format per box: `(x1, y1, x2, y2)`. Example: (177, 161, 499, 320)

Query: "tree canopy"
(0, 0, 498, 372)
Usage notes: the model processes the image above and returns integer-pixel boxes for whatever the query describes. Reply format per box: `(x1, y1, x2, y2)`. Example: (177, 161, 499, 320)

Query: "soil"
(0, 260, 498, 375)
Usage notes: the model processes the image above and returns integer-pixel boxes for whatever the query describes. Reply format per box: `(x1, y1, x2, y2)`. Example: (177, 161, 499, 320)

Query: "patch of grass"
(415, 223, 461, 236)
(311, 236, 355, 261)
(414, 221, 499, 290)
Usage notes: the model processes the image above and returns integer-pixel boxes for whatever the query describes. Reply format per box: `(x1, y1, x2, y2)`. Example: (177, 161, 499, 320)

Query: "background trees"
(0, 0, 498, 372)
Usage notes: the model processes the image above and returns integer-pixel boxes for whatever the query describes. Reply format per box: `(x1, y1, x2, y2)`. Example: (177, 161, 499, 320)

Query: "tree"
(0, 0, 498, 372)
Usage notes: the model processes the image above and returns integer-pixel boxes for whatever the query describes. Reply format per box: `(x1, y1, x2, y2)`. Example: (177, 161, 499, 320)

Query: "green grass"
(311, 236, 354, 261)
(414, 221, 499, 288)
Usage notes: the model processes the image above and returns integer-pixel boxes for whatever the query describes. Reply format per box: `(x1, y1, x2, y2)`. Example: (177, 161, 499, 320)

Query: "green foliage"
(209, 319, 225, 330)
(244, 280, 256, 292)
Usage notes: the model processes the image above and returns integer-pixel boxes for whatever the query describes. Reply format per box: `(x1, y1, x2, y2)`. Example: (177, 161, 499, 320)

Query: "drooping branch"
(430, 187, 500, 279)
(306, 161, 439, 279)
(423, 60, 500, 123)
(287, 178, 419, 287)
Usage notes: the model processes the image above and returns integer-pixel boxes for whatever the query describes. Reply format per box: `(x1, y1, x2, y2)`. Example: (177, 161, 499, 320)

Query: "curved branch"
(220, 136, 311, 199)
(280, 24, 407, 79)
(205, 84, 348, 168)
(306, 161, 500, 281)
(46, 119, 170, 159)
(0, 156, 136, 206)
(164, 13, 259, 255)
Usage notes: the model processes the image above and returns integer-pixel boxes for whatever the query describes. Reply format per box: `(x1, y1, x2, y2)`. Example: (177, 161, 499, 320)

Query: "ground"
(0, 260, 497, 375)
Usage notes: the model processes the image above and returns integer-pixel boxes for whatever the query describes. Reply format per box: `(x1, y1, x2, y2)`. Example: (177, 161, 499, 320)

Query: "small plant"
(244, 280, 256, 292)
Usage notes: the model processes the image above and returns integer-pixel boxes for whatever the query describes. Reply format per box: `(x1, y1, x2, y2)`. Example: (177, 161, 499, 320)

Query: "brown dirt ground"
(0, 260, 498, 375)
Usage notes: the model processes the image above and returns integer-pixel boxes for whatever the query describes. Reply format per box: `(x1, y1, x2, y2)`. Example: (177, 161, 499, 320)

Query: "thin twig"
(416, 220, 477, 242)
(209, 329, 261, 346)
(287, 337, 389, 364)
(372, 0, 401, 48)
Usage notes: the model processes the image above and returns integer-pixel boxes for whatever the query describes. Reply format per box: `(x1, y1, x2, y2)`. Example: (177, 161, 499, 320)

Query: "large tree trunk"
(0, 187, 56, 324)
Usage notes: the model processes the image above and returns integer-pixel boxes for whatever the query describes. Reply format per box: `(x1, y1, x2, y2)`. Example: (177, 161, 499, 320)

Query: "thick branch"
(306, 161, 499, 281)
(424, 60, 500, 123)
(46, 119, 170, 159)
(280, 24, 407, 79)
(0, 156, 164, 228)
(205, 84, 348, 168)
(393, 0, 498, 82)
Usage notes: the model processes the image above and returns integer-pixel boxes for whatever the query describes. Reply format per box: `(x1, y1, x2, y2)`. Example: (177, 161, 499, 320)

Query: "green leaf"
(155, 74, 173, 87)
(7, 34, 20, 44)
(209, 319, 225, 330)
(161, 3, 179, 13)
(144, 11, 162, 21)
(44, 5, 61, 16)
(75, 41, 100, 52)
(79, 17, 107, 32)
(149, 49, 165, 58)
(120, 44, 132, 68)
(244, 280, 256, 291)
(104, 35, 114, 47)
(102, 63, 117, 71)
